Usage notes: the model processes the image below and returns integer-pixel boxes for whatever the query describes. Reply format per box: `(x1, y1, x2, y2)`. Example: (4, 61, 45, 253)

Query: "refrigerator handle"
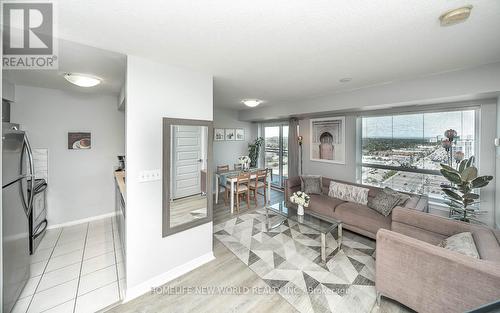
(23, 135, 35, 217)
(33, 219, 48, 239)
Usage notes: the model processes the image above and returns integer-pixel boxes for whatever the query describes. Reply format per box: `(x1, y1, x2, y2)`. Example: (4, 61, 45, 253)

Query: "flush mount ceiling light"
(439, 5, 473, 26)
(339, 77, 352, 83)
(242, 99, 262, 107)
(64, 73, 102, 87)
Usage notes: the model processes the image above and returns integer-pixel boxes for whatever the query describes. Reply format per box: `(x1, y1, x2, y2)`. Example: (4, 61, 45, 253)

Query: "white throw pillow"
(328, 181, 369, 205)
(438, 232, 480, 259)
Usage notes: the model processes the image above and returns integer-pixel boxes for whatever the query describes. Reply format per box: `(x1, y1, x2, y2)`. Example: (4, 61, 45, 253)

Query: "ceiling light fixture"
(64, 73, 102, 87)
(439, 5, 473, 26)
(242, 99, 262, 107)
(339, 77, 352, 83)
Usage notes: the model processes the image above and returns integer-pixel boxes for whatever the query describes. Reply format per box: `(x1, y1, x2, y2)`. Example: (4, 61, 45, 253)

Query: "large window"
(360, 109, 476, 199)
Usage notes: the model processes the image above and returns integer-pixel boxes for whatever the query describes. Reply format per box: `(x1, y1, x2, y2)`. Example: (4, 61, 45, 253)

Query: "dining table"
(215, 168, 272, 213)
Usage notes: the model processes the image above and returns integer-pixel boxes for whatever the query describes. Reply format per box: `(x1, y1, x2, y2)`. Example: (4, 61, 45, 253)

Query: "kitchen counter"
(114, 171, 126, 203)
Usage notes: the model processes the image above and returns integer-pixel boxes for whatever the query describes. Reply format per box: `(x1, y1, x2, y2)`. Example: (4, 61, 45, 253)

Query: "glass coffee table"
(265, 201, 342, 263)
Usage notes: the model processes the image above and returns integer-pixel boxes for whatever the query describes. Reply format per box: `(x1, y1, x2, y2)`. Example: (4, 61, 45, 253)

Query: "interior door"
(171, 125, 202, 199)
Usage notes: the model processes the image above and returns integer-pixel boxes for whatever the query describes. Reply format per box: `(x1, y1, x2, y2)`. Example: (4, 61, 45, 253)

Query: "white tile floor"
(11, 217, 126, 313)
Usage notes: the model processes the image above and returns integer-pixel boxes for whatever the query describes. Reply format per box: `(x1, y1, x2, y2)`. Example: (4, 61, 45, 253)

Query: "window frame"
(357, 106, 480, 201)
(263, 122, 289, 189)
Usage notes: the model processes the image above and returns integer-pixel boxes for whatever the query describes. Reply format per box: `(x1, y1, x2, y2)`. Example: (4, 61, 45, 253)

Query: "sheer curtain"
(288, 118, 299, 179)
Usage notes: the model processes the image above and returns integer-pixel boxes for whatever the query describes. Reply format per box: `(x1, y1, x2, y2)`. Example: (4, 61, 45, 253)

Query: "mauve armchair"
(376, 207, 500, 313)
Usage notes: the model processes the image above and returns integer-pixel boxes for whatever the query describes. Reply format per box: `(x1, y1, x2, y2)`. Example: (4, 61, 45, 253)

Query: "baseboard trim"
(124, 252, 215, 302)
(47, 212, 117, 230)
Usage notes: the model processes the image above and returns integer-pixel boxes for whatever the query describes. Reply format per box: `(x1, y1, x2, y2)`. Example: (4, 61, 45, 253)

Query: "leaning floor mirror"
(162, 118, 213, 237)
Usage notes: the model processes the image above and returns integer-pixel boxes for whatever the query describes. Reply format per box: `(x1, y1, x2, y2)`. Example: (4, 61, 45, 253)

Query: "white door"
(172, 125, 202, 199)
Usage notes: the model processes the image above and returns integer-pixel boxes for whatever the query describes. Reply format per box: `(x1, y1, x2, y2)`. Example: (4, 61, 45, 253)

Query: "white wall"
(239, 62, 500, 122)
(496, 97, 500, 229)
(11, 85, 125, 225)
(478, 103, 497, 227)
(214, 108, 256, 169)
(125, 56, 213, 299)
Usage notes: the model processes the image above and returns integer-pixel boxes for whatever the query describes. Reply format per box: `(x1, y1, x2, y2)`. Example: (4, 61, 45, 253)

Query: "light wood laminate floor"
(170, 194, 208, 227)
(108, 237, 297, 313)
(108, 190, 295, 313)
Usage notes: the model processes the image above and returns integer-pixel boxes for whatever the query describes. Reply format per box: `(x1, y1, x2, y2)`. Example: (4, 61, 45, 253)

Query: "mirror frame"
(162, 118, 213, 237)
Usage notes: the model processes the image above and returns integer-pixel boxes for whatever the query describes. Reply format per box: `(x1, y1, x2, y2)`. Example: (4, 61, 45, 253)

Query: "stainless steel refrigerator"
(2, 123, 34, 313)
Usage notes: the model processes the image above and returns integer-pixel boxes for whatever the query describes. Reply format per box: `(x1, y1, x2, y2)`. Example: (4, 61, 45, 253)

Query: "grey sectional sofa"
(285, 176, 428, 239)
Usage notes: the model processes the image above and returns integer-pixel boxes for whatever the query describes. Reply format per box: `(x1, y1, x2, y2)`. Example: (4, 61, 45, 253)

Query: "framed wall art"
(214, 128, 225, 141)
(225, 128, 235, 141)
(68, 132, 91, 150)
(310, 117, 345, 164)
(235, 128, 244, 141)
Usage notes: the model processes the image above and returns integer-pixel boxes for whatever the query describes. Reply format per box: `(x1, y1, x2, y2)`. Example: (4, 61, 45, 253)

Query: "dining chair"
(217, 165, 230, 172)
(217, 165, 230, 204)
(233, 163, 242, 171)
(249, 169, 268, 208)
(226, 172, 251, 212)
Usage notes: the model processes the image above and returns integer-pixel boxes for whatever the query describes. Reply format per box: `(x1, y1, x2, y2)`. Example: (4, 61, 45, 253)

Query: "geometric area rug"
(214, 208, 378, 313)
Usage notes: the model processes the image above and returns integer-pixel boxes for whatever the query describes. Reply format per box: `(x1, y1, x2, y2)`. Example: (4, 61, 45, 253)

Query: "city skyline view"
(361, 110, 476, 198)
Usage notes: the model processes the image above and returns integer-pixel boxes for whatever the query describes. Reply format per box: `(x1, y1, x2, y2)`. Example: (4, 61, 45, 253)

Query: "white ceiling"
(4, 39, 126, 95)
(49, 0, 500, 108)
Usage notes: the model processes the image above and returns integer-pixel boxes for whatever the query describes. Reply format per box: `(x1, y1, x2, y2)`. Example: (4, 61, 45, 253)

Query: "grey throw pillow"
(438, 232, 480, 259)
(300, 175, 322, 195)
(383, 187, 410, 206)
(368, 188, 410, 217)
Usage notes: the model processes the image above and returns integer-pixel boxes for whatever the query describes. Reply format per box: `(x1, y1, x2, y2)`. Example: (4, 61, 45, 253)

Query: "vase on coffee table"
(290, 191, 310, 216)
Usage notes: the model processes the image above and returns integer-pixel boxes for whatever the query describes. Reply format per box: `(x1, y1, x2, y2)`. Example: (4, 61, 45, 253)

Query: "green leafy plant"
(440, 156, 493, 223)
(248, 137, 264, 168)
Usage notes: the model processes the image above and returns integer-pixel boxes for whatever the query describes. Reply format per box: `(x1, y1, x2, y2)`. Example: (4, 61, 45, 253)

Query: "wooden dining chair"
(217, 165, 230, 172)
(233, 163, 242, 171)
(217, 165, 230, 204)
(227, 172, 251, 212)
(249, 169, 268, 208)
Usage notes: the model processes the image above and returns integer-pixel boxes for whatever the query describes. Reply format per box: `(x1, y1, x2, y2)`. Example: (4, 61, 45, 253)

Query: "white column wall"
(125, 55, 214, 299)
